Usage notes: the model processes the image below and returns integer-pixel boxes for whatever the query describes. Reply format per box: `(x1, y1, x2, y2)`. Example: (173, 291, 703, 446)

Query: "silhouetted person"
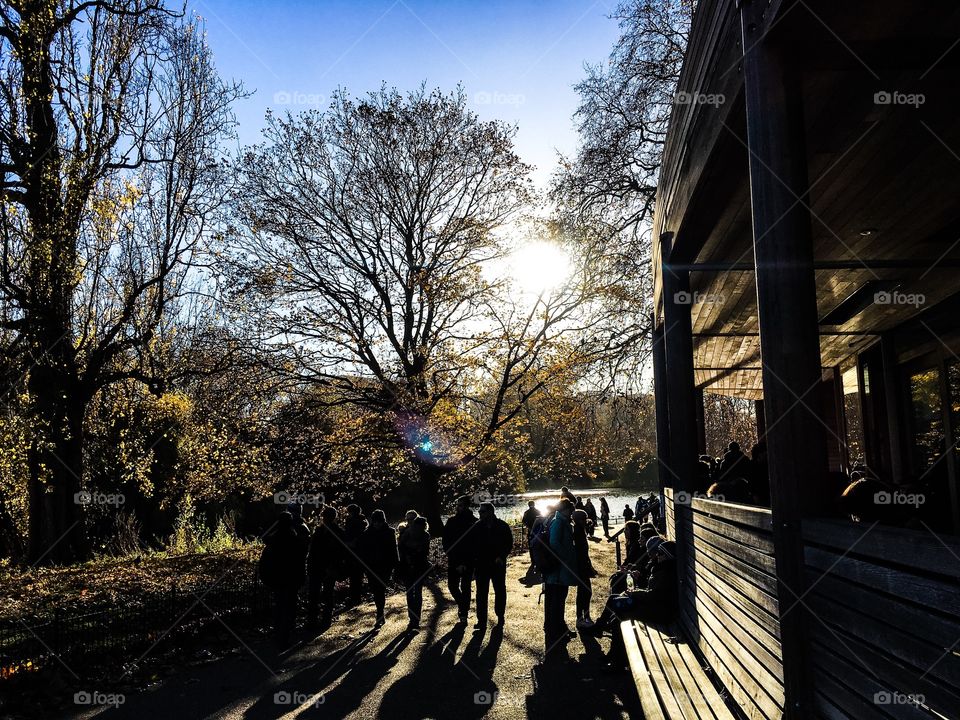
(398, 514, 430, 631)
(599, 497, 611, 537)
(472, 501, 514, 631)
(259, 511, 308, 647)
(397, 509, 418, 542)
(560, 485, 577, 504)
(443, 495, 477, 623)
(343, 504, 368, 606)
(357, 509, 398, 626)
(719, 440, 747, 482)
(750, 442, 770, 505)
(623, 504, 634, 522)
(572, 509, 597, 628)
(601, 539, 678, 672)
(521, 500, 541, 543)
(307, 505, 345, 629)
(584, 497, 598, 537)
(543, 498, 577, 662)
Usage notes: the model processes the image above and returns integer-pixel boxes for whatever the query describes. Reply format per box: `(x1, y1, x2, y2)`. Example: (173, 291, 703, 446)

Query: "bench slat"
(623, 621, 671, 719)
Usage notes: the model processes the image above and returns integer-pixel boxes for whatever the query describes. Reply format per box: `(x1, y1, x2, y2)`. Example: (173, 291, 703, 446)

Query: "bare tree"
(551, 0, 694, 389)
(0, 0, 243, 562)
(229, 86, 607, 528)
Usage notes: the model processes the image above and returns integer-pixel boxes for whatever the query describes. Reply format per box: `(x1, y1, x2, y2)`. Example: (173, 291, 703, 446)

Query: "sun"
(508, 241, 572, 295)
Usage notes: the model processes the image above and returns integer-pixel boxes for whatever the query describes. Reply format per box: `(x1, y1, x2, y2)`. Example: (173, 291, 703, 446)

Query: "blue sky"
(193, 0, 621, 188)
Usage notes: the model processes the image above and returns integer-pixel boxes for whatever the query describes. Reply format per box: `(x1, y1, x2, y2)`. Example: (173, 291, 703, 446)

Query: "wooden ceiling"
(672, 0, 960, 398)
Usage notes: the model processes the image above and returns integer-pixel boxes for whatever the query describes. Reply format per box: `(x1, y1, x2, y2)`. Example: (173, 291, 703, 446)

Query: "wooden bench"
(621, 620, 737, 720)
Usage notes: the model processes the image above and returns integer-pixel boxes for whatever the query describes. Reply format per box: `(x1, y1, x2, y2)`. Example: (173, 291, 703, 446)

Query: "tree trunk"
(418, 463, 445, 534)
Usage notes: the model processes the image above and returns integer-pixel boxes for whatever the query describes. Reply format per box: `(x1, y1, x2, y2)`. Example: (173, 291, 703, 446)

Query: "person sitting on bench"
(596, 538, 679, 672)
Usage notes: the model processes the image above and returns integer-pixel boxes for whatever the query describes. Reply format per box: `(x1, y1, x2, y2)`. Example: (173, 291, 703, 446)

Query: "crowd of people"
(257, 486, 678, 675)
(695, 440, 770, 506)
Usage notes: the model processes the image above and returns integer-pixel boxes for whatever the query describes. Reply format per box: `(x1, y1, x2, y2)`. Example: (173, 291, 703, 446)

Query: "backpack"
(529, 517, 559, 573)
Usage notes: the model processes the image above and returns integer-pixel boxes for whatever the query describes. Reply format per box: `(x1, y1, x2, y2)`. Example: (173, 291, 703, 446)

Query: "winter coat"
(259, 524, 308, 591)
(307, 521, 346, 579)
(398, 529, 431, 583)
(442, 509, 478, 566)
(358, 523, 399, 578)
(573, 523, 596, 584)
(472, 518, 514, 571)
(543, 515, 578, 586)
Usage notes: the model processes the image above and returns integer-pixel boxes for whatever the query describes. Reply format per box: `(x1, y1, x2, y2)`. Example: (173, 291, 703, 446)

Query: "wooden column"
(660, 233, 699, 494)
(755, 399, 767, 442)
(652, 318, 672, 496)
(695, 388, 707, 456)
(740, 2, 824, 717)
(880, 334, 905, 485)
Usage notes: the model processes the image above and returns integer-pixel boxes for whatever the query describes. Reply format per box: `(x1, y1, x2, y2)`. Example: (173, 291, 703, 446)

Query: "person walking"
(307, 505, 346, 630)
(259, 511, 308, 647)
(572, 509, 598, 628)
(542, 498, 578, 662)
(443, 495, 478, 623)
(521, 501, 541, 544)
(584, 498, 598, 537)
(472, 501, 514, 631)
(599, 497, 610, 538)
(343, 504, 368, 607)
(357, 509, 399, 626)
(398, 514, 431, 631)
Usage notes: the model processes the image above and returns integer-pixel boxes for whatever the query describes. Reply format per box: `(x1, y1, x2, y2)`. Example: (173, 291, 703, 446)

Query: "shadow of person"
(241, 627, 379, 720)
(526, 652, 642, 719)
(377, 587, 501, 719)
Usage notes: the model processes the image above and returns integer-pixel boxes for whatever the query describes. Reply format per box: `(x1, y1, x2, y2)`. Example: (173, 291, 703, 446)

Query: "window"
(842, 366, 864, 467)
(908, 368, 944, 479)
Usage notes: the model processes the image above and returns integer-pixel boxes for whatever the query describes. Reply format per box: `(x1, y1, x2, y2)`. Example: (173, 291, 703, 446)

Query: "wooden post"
(740, 2, 823, 716)
(652, 318, 672, 496)
(695, 388, 707, 456)
(755, 399, 767, 442)
(880, 334, 905, 485)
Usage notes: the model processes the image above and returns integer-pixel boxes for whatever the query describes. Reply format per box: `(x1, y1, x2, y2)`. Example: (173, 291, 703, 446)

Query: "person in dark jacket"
(599, 497, 611, 537)
(543, 499, 578, 662)
(521, 501, 541, 544)
(398, 514, 431, 631)
(259, 511, 308, 646)
(622, 504, 634, 522)
(472, 502, 514, 631)
(573, 509, 598, 628)
(343, 504, 368, 606)
(584, 499, 598, 537)
(307, 505, 345, 630)
(601, 539, 679, 672)
(357, 509, 399, 626)
(443, 495, 477, 623)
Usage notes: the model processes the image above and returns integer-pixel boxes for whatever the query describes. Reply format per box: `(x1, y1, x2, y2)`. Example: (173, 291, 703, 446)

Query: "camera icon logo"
(673, 291, 692, 305)
(874, 91, 892, 105)
(874, 491, 891, 505)
(74, 691, 92, 705)
(474, 691, 497, 705)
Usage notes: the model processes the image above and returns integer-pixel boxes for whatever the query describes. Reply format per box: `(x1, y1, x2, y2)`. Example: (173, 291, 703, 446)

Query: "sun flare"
(508, 241, 572, 295)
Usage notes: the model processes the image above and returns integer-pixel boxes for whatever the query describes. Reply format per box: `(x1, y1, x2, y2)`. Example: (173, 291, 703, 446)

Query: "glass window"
(909, 368, 944, 478)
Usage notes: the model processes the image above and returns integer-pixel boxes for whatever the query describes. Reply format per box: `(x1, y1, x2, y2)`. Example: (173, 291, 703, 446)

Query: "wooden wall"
(665, 489, 785, 719)
(803, 520, 960, 719)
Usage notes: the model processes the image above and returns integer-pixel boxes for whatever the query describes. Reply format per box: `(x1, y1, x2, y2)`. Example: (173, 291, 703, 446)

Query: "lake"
(490, 486, 659, 525)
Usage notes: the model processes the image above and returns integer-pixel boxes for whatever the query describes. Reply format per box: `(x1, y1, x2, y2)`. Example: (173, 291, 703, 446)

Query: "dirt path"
(75, 527, 640, 720)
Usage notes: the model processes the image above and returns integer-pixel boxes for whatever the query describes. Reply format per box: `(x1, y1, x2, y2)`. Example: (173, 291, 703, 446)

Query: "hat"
(658, 541, 676, 559)
(645, 536, 664, 555)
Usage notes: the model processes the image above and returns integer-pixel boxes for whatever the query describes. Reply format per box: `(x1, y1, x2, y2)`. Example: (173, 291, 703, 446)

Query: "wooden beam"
(695, 387, 707, 455)
(670, 259, 960, 272)
(652, 318, 672, 496)
(740, 1, 823, 716)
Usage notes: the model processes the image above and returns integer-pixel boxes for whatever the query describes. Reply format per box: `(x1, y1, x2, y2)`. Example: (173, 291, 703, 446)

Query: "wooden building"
(651, 0, 960, 718)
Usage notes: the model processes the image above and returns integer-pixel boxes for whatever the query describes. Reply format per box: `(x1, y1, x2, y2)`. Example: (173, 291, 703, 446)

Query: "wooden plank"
(684, 526, 780, 599)
(646, 627, 712, 719)
(683, 536, 781, 622)
(635, 622, 687, 718)
(621, 622, 668, 720)
(689, 555, 782, 638)
(810, 623, 960, 716)
(807, 572, 960, 650)
(805, 547, 960, 608)
(691, 516, 777, 573)
(806, 590, 960, 690)
(811, 669, 898, 720)
(811, 638, 934, 720)
(690, 495, 774, 531)
(803, 519, 960, 579)
(673, 636, 739, 720)
(693, 511, 775, 554)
